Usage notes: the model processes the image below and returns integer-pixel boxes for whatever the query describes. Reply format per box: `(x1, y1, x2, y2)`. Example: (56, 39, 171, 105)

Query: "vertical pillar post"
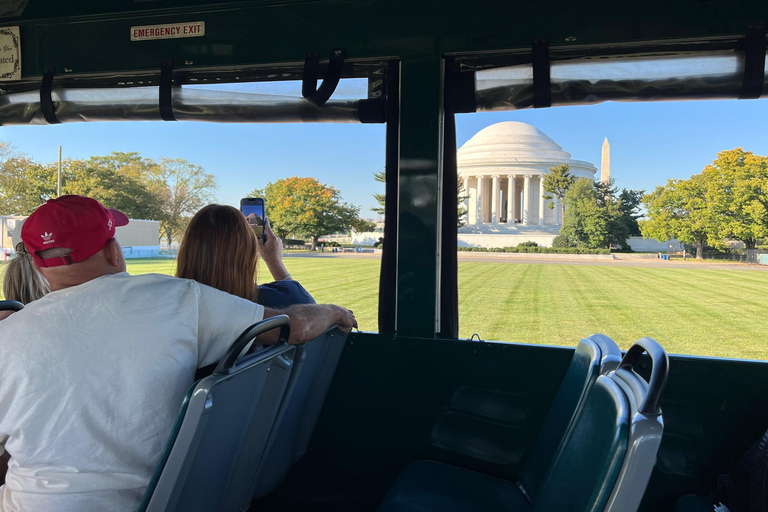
(523, 175, 531, 225)
(396, 56, 443, 337)
(491, 175, 499, 224)
(476, 176, 484, 223)
(507, 175, 515, 224)
(538, 177, 546, 225)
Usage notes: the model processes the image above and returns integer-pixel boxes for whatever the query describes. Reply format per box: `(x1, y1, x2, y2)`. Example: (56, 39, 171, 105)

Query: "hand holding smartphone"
(240, 198, 267, 243)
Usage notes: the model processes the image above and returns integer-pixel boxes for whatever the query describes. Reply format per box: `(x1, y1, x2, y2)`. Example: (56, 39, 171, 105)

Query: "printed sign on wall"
(0, 26, 21, 81)
(130, 22, 205, 41)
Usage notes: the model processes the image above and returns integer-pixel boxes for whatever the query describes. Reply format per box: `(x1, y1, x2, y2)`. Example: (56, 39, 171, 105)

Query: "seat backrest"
(588, 334, 623, 375)
(139, 315, 299, 512)
(250, 326, 347, 500)
(519, 334, 620, 500)
(533, 375, 631, 512)
(602, 337, 668, 512)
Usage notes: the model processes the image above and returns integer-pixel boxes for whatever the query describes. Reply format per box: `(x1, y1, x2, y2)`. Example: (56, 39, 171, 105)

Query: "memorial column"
(507, 175, 515, 223)
(491, 175, 500, 224)
(523, 175, 531, 225)
(476, 176, 484, 223)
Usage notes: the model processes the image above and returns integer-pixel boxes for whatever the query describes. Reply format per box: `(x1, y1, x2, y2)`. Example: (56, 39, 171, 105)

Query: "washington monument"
(600, 137, 611, 184)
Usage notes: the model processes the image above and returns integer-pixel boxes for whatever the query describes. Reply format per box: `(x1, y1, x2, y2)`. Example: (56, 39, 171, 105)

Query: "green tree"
(542, 163, 574, 221)
(151, 158, 217, 245)
(640, 149, 768, 256)
(0, 151, 164, 219)
(0, 149, 215, 247)
(618, 189, 645, 237)
(561, 178, 608, 249)
(251, 176, 361, 250)
(65, 153, 163, 220)
(0, 156, 58, 214)
(594, 179, 630, 249)
(700, 148, 768, 250)
(351, 218, 376, 233)
(457, 179, 469, 228)
(640, 176, 709, 259)
(561, 178, 627, 249)
(372, 169, 386, 216)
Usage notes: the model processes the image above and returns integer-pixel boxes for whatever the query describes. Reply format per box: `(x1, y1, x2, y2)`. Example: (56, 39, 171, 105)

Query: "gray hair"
(3, 242, 50, 304)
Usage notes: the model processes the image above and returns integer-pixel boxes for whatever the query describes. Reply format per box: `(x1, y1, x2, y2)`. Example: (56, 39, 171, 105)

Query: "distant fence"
(706, 249, 768, 264)
(122, 245, 161, 259)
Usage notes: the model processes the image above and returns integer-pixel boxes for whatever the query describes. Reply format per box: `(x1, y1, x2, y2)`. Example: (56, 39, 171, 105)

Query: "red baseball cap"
(22, 195, 129, 267)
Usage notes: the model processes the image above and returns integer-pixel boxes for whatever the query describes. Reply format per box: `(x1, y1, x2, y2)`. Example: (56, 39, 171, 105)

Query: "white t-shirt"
(0, 272, 265, 512)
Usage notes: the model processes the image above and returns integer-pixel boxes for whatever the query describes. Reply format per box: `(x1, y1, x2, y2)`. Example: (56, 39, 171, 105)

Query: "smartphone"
(240, 198, 266, 243)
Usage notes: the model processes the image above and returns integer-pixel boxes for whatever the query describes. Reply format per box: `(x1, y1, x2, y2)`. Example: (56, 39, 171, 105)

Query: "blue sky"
(2, 95, 767, 218)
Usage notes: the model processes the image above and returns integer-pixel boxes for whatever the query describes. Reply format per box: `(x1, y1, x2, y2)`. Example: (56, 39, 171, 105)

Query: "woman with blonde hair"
(1, 221, 51, 320)
(176, 204, 315, 308)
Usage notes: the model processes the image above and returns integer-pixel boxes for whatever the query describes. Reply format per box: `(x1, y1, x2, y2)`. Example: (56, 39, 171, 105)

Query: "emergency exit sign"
(130, 21, 205, 41)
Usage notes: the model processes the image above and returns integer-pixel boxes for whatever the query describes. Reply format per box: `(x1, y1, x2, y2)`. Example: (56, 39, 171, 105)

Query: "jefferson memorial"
(458, 122, 607, 248)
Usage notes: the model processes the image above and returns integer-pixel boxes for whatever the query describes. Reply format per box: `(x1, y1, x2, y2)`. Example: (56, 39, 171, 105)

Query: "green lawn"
(3, 258, 768, 360)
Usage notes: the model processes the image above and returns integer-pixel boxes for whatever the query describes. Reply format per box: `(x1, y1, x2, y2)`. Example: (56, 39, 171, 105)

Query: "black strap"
(532, 39, 551, 108)
(740, 23, 766, 99)
(159, 60, 176, 121)
(40, 68, 60, 124)
(302, 48, 346, 107)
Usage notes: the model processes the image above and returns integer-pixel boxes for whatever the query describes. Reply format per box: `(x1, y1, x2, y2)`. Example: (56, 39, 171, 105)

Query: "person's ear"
(104, 238, 121, 268)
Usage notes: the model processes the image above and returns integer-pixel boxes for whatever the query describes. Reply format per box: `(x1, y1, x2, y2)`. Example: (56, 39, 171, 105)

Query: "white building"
(458, 122, 600, 248)
(117, 219, 161, 258)
(0, 215, 160, 259)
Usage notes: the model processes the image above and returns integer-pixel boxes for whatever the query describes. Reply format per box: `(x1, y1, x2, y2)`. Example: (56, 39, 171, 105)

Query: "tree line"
(0, 142, 376, 250)
(640, 148, 768, 259)
(0, 144, 217, 244)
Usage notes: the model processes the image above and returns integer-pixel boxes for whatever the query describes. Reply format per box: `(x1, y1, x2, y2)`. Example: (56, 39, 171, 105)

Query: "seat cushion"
(378, 460, 532, 512)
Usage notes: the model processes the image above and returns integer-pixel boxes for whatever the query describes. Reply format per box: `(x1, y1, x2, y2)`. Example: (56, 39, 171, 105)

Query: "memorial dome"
(457, 121, 596, 178)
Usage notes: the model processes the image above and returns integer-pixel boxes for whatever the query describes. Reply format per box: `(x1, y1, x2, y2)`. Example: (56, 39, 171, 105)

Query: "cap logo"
(41, 231, 55, 244)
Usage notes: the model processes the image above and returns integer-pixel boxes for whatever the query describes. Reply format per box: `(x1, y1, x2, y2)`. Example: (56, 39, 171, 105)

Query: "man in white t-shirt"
(0, 195, 356, 512)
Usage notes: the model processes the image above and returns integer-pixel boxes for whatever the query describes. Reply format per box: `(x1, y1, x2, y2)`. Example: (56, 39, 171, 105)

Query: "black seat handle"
(0, 300, 24, 312)
(302, 48, 346, 107)
(214, 315, 291, 375)
(619, 337, 669, 415)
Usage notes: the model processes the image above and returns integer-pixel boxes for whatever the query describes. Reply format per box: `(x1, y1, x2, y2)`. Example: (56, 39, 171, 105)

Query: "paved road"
(285, 251, 768, 271)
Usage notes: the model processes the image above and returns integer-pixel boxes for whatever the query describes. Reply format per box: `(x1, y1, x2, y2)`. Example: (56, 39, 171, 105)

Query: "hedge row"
(457, 246, 611, 255)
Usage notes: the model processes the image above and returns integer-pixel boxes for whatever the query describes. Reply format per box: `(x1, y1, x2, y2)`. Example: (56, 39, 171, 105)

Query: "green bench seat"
(379, 337, 668, 512)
